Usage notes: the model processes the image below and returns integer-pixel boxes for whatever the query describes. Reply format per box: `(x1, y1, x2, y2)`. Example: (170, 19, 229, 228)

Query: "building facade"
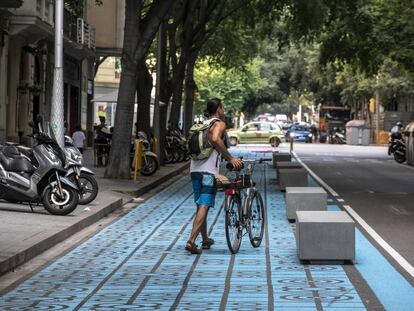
(0, 0, 96, 145)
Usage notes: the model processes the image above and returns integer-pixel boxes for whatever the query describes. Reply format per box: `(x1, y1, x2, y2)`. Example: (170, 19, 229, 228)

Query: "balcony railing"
(63, 9, 95, 50)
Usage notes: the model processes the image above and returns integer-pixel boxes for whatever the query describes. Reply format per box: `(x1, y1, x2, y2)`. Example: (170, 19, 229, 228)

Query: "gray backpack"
(187, 119, 220, 160)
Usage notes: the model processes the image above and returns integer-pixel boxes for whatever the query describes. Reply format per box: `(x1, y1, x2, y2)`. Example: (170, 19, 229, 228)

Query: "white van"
(275, 114, 288, 122)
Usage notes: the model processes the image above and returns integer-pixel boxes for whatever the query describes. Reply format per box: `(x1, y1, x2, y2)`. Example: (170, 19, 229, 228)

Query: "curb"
(0, 161, 190, 277)
(0, 196, 122, 276)
(131, 162, 190, 197)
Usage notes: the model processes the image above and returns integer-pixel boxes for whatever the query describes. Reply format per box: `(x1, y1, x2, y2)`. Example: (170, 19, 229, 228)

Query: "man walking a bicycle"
(186, 98, 242, 254)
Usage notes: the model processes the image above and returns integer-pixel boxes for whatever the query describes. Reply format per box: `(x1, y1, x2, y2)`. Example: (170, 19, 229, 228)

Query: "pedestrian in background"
(310, 124, 318, 142)
(72, 125, 86, 154)
(186, 98, 242, 254)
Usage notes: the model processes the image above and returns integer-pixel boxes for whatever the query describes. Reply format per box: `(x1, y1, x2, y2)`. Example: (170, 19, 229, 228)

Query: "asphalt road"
(294, 143, 414, 268)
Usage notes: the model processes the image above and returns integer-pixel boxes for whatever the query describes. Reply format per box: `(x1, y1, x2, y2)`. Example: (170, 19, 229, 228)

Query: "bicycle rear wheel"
(248, 191, 265, 248)
(225, 194, 242, 254)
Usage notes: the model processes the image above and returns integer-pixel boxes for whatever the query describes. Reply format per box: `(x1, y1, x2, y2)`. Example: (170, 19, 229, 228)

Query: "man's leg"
(200, 209, 209, 241)
(188, 205, 209, 244)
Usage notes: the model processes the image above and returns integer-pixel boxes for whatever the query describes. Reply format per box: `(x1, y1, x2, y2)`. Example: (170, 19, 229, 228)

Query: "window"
(384, 97, 398, 112)
(243, 123, 259, 132)
(260, 123, 272, 131)
(271, 124, 281, 131)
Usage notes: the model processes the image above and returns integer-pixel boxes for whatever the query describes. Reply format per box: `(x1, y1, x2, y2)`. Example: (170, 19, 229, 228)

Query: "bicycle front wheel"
(225, 194, 242, 254)
(248, 191, 265, 248)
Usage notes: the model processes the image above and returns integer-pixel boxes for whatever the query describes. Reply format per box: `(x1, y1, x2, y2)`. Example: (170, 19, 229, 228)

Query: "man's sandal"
(185, 241, 202, 254)
(201, 238, 215, 249)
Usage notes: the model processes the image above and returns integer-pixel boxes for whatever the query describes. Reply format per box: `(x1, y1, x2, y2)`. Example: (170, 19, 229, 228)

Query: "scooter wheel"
(141, 156, 158, 176)
(43, 184, 79, 216)
(164, 149, 174, 164)
(394, 153, 406, 164)
(76, 173, 99, 205)
(177, 149, 186, 162)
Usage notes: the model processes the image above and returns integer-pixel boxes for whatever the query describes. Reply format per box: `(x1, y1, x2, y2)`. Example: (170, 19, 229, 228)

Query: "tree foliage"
(194, 59, 267, 116)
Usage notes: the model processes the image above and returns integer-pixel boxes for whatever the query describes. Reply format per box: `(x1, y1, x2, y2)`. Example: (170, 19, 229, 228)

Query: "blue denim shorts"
(191, 172, 217, 208)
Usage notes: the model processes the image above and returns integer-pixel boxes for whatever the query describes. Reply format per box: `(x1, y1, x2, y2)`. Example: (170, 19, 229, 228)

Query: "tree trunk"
(104, 0, 140, 179)
(169, 72, 185, 127)
(104, 69, 137, 179)
(105, 0, 175, 178)
(136, 59, 153, 137)
(183, 52, 198, 135)
(154, 21, 169, 165)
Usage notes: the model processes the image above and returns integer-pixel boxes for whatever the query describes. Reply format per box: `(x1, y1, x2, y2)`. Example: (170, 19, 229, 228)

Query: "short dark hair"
(204, 98, 223, 117)
(76, 125, 82, 131)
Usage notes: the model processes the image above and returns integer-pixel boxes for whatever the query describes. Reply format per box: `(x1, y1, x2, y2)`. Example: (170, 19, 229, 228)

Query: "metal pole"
(153, 24, 162, 161)
(51, 0, 65, 147)
(375, 89, 380, 144)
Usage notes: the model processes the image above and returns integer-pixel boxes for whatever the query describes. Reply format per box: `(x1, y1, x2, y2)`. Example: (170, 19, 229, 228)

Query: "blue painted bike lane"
(0, 147, 413, 310)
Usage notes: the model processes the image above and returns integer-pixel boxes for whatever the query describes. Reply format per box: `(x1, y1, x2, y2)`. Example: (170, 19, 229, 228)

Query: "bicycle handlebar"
(225, 157, 272, 171)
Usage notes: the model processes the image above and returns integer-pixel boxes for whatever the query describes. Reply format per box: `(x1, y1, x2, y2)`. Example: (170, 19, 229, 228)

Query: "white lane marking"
(293, 151, 414, 279)
(337, 198, 345, 202)
(292, 151, 339, 197)
(343, 204, 414, 279)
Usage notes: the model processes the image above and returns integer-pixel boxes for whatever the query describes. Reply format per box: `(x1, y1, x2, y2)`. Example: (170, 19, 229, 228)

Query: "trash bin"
(404, 121, 414, 166)
(345, 120, 371, 145)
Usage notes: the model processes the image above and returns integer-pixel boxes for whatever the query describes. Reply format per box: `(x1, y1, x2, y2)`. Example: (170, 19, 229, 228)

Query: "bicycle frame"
(225, 160, 260, 221)
(223, 158, 270, 254)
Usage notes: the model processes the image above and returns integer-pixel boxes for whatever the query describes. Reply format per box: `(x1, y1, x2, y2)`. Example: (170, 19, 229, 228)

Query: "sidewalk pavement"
(0, 148, 189, 276)
(2, 147, 413, 310)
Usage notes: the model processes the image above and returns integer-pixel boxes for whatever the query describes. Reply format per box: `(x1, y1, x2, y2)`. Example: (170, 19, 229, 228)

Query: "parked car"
(228, 122, 285, 147)
(285, 123, 313, 143)
(279, 122, 293, 134)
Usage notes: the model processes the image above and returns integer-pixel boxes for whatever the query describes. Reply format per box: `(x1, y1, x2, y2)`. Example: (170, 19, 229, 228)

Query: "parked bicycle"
(219, 158, 271, 254)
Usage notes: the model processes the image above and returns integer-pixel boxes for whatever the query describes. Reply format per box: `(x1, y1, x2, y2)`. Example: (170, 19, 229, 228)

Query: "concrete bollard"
(272, 152, 291, 168)
(296, 211, 355, 262)
(285, 187, 327, 221)
(278, 168, 308, 190)
(276, 162, 302, 181)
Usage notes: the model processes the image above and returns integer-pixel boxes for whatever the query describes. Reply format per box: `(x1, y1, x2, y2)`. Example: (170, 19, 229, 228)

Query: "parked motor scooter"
(166, 125, 189, 162)
(64, 136, 98, 205)
(163, 136, 176, 164)
(388, 133, 406, 163)
(132, 131, 159, 176)
(330, 128, 346, 144)
(0, 119, 79, 215)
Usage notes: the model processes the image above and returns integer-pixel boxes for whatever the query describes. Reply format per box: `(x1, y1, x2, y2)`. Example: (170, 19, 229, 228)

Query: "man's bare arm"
(210, 121, 233, 160)
(209, 121, 242, 169)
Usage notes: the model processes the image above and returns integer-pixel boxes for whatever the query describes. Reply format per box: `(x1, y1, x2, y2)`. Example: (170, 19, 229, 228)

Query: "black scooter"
(388, 133, 406, 163)
(0, 118, 79, 215)
(64, 136, 98, 205)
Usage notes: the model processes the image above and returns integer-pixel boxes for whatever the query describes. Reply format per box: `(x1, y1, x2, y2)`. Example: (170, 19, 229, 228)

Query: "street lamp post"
(51, 0, 64, 147)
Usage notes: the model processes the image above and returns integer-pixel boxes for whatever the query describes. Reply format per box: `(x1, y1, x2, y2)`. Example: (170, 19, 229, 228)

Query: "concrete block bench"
(296, 211, 355, 262)
(278, 168, 308, 190)
(272, 152, 291, 168)
(285, 187, 327, 221)
(276, 162, 303, 181)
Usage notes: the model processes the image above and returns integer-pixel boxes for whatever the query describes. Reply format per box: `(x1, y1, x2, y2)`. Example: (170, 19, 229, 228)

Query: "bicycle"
(219, 158, 271, 254)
